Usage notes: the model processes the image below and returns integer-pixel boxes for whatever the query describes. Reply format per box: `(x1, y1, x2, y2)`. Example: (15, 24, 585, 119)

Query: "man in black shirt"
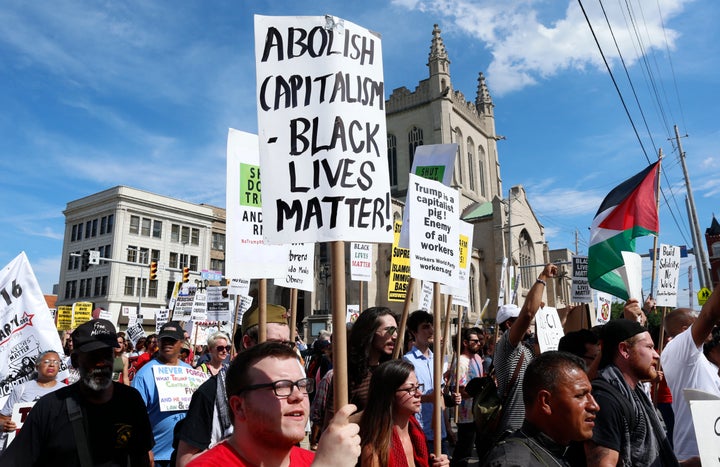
(0, 319, 154, 466)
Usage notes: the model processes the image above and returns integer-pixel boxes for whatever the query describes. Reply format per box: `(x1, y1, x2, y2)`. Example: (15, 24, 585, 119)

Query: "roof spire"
(476, 72, 494, 115)
(429, 24, 448, 62)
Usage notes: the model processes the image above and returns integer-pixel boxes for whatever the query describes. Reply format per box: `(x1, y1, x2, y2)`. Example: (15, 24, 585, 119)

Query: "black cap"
(600, 319, 647, 366)
(158, 321, 185, 341)
(72, 319, 120, 352)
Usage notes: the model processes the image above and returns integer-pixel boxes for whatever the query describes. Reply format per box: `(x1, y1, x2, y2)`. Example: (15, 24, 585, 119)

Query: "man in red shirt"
(187, 342, 360, 467)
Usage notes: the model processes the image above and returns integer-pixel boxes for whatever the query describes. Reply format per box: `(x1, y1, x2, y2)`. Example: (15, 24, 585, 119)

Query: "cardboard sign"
(656, 244, 680, 307)
(350, 242, 373, 282)
(255, 15, 392, 244)
(153, 365, 208, 411)
(535, 306, 564, 353)
(407, 173, 459, 287)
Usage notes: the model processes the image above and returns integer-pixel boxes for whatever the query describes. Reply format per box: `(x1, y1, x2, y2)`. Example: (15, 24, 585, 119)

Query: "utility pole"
(575, 229, 579, 256)
(675, 125, 712, 289)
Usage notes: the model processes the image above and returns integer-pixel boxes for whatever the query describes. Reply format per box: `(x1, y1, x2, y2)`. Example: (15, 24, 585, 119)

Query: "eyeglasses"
(237, 378, 315, 397)
(215, 345, 232, 352)
(40, 360, 61, 366)
(396, 383, 424, 395)
(379, 326, 398, 336)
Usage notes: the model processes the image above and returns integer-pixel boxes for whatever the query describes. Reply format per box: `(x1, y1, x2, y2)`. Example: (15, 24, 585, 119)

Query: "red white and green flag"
(588, 161, 660, 300)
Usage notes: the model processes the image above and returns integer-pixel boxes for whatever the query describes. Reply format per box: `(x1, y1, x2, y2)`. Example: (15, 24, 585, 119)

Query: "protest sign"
(350, 242, 373, 282)
(388, 220, 410, 302)
(0, 252, 67, 409)
(398, 143, 457, 248)
(620, 251, 642, 301)
(235, 295, 254, 326)
(6, 401, 34, 446)
(407, 173, 459, 286)
(571, 256, 591, 302)
(153, 365, 208, 411)
(191, 292, 208, 322)
(98, 308, 112, 320)
(419, 281, 434, 312)
(227, 278, 251, 297)
(274, 243, 315, 292)
(56, 305, 73, 331)
(126, 323, 145, 346)
(155, 308, 170, 332)
(689, 399, 720, 466)
(346, 304, 360, 324)
(595, 291, 613, 325)
(255, 15, 393, 244)
(498, 257, 508, 304)
(535, 306, 564, 353)
(206, 287, 231, 322)
(72, 301, 93, 328)
(172, 295, 194, 322)
(440, 221, 473, 307)
(656, 244, 680, 307)
(226, 128, 290, 279)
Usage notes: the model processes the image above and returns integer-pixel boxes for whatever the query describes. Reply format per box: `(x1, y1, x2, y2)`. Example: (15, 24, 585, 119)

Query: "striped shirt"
(493, 330, 535, 434)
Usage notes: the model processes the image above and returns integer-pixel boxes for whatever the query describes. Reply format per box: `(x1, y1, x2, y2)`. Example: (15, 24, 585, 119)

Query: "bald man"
(661, 285, 720, 461)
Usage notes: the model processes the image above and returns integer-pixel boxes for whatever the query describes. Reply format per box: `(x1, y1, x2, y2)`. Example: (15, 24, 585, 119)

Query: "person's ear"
(537, 389, 553, 415)
(228, 395, 247, 421)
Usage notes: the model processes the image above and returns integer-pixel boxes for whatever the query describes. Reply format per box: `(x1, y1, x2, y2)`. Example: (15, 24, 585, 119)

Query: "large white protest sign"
(6, 400, 34, 446)
(441, 221, 474, 307)
(172, 295, 194, 322)
(274, 243, 315, 292)
(206, 287, 232, 322)
(350, 242, 373, 282)
(153, 365, 208, 412)
(407, 173, 459, 286)
(535, 306, 565, 353)
(0, 253, 67, 409)
(689, 399, 720, 466)
(255, 15, 393, 245)
(656, 244, 680, 307)
(398, 144, 458, 248)
(191, 292, 208, 322)
(571, 256, 591, 302)
(226, 128, 289, 279)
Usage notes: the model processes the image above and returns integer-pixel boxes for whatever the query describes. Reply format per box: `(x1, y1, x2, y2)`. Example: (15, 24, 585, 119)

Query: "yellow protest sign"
(388, 220, 410, 302)
(56, 306, 73, 331)
(72, 301, 93, 328)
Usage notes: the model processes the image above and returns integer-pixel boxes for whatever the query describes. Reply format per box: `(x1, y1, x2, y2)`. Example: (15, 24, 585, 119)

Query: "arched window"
(469, 264, 477, 315)
(518, 230, 534, 290)
(467, 137, 475, 191)
(387, 134, 398, 186)
(478, 145, 486, 197)
(408, 126, 423, 167)
(454, 128, 463, 186)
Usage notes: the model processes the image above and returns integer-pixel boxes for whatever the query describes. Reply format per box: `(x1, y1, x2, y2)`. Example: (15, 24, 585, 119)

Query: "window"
(478, 146, 486, 197)
(67, 252, 77, 270)
(467, 137, 475, 191)
(387, 134, 398, 186)
(148, 280, 158, 298)
(169, 252, 179, 269)
(191, 228, 200, 246)
(71, 224, 78, 242)
(141, 218, 151, 237)
(190, 255, 198, 271)
(166, 281, 175, 300)
(107, 214, 114, 233)
(136, 278, 147, 297)
(129, 215, 140, 235)
(139, 247, 149, 264)
(78, 279, 87, 298)
(100, 216, 107, 235)
(100, 276, 108, 295)
(171, 224, 180, 243)
(85, 222, 92, 239)
(152, 220, 162, 239)
(408, 126, 423, 168)
(713, 243, 720, 258)
(211, 259, 225, 275)
(179, 254, 189, 269)
(64, 281, 74, 299)
(91, 219, 98, 237)
(469, 266, 476, 315)
(518, 230, 534, 290)
(124, 277, 135, 296)
(76, 223, 83, 241)
(127, 246, 138, 263)
(99, 244, 111, 260)
(181, 227, 190, 244)
(212, 233, 225, 251)
(151, 249, 160, 262)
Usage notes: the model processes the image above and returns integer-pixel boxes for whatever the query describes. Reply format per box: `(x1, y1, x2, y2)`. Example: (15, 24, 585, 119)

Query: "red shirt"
(187, 441, 315, 467)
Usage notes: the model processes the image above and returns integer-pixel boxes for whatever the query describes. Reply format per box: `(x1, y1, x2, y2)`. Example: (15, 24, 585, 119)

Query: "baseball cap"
(599, 318, 647, 366)
(496, 304, 520, 325)
(241, 304, 289, 334)
(72, 319, 121, 352)
(158, 321, 185, 341)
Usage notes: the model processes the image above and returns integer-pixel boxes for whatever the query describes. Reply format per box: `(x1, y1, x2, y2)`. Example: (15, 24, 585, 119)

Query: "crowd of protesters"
(1, 269, 719, 466)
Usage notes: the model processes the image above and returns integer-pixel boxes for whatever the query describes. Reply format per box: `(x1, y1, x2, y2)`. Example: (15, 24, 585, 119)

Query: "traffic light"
(149, 261, 158, 281)
(81, 251, 91, 272)
(182, 267, 190, 283)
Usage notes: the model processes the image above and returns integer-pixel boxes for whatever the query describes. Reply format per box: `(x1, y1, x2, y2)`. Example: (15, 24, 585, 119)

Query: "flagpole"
(649, 149, 663, 299)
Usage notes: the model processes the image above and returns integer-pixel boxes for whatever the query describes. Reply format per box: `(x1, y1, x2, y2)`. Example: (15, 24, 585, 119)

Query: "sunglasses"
(215, 345, 232, 352)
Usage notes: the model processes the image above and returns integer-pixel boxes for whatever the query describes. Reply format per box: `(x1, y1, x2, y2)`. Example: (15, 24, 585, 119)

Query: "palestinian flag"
(588, 161, 660, 300)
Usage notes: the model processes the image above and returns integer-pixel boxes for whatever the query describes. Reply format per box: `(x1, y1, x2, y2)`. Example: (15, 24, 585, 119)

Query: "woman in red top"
(359, 359, 449, 467)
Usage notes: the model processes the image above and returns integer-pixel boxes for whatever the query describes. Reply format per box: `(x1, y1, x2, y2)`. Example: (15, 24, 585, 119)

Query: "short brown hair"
(225, 341, 300, 398)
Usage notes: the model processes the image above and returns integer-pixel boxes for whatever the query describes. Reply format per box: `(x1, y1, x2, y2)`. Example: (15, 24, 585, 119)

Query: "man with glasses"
(403, 310, 460, 456)
(187, 342, 361, 467)
(0, 319, 153, 466)
(451, 327, 484, 467)
(176, 304, 294, 466)
(133, 321, 193, 466)
(0, 350, 67, 436)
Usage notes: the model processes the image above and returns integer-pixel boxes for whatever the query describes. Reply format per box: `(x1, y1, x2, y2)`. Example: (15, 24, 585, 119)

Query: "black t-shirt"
(0, 382, 154, 466)
(179, 374, 217, 450)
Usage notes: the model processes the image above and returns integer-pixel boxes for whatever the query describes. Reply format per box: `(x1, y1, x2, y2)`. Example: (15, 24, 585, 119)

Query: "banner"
(350, 242, 373, 282)
(656, 244, 680, 307)
(226, 128, 290, 279)
(274, 243, 315, 292)
(255, 15, 393, 244)
(388, 220, 410, 302)
(408, 173, 459, 287)
(0, 253, 67, 409)
(571, 256, 591, 302)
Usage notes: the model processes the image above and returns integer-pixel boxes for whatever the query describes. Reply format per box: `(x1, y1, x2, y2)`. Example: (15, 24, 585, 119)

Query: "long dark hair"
(347, 307, 399, 389)
(359, 359, 415, 467)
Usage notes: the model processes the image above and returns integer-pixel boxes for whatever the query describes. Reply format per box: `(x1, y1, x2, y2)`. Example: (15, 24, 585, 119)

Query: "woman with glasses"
(198, 332, 231, 376)
(0, 350, 67, 433)
(359, 359, 449, 467)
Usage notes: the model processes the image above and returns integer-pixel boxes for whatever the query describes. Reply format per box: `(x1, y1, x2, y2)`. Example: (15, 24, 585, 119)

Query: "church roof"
(708, 215, 720, 235)
(461, 201, 494, 221)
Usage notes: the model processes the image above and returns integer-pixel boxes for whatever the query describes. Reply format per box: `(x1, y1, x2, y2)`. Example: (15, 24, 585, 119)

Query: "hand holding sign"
(312, 403, 361, 467)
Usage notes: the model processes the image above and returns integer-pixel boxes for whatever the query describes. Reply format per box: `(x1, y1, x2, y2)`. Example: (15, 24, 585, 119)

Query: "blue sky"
(1, 0, 717, 308)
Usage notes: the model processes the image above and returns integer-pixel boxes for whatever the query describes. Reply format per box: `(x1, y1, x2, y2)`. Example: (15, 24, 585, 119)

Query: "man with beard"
(132, 321, 193, 466)
(451, 327, 484, 467)
(0, 319, 153, 466)
(186, 342, 361, 467)
(584, 319, 680, 466)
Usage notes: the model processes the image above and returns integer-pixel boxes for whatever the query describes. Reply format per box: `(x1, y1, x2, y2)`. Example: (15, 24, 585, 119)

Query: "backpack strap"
(591, 379, 637, 431)
(66, 395, 93, 467)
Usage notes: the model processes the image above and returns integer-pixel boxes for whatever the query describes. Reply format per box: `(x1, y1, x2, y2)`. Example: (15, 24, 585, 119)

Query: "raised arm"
(692, 284, 720, 347)
(508, 263, 557, 347)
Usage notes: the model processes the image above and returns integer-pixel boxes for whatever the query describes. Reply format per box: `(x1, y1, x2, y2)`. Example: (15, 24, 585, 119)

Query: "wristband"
(536, 279, 547, 286)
